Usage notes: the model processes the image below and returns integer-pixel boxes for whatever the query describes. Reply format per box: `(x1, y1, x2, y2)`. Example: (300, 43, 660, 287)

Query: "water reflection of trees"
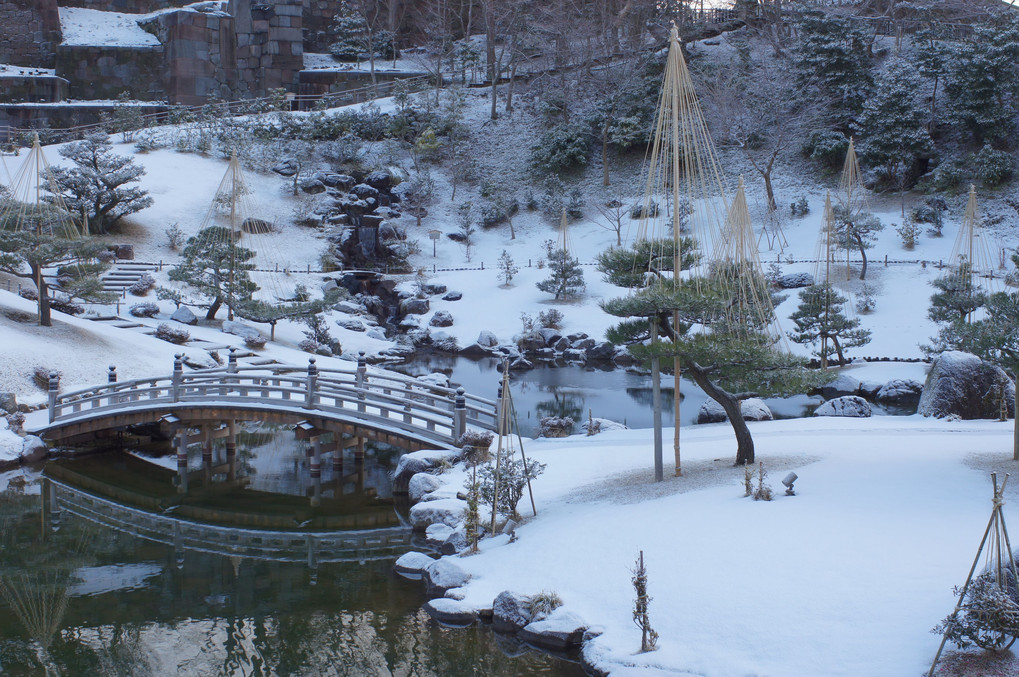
(625, 386, 679, 409)
(534, 389, 584, 422)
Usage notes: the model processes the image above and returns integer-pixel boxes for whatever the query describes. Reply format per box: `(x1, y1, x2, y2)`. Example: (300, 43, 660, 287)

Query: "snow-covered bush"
(32, 366, 60, 390)
(129, 302, 159, 318)
(630, 200, 659, 219)
(530, 122, 592, 173)
(244, 335, 267, 350)
(857, 284, 876, 314)
(539, 416, 574, 438)
(155, 323, 190, 345)
(895, 219, 922, 250)
(17, 289, 83, 316)
(933, 571, 1019, 650)
(911, 197, 946, 237)
(918, 158, 964, 194)
(790, 196, 809, 217)
(5, 411, 25, 434)
(166, 223, 185, 250)
(528, 591, 563, 619)
(752, 462, 773, 501)
(538, 308, 564, 329)
(128, 273, 156, 296)
(974, 145, 1014, 187)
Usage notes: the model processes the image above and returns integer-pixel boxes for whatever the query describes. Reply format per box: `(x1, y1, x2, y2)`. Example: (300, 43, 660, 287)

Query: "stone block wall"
(144, 8, 238, 104)
(58, 0, 191, 12)
(55, 45, 165, 100)
(233, 0, 303, 97)
(302, 0, 341, 54)
(0, 0, 62, 68)
(0, 75, 69, 103)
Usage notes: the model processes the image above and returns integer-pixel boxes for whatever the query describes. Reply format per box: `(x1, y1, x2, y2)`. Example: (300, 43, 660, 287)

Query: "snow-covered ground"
(1, 77, 1018, 676)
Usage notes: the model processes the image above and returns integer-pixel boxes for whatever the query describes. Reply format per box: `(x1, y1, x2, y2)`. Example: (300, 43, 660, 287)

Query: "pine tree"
(855, 57, 934, 189)
(600, 242, 821, 466)
(788, 283, 871, 367)
(832, 205, 883, 281)
(794, 11, 873, 126)
(497, 250, 519, 286)
(47, 133, 153, 234)
(537, 242, 585, 300)
(928, 260, 988, 324)
(944, 20, 1019, 145)
(165, 227, 257, 320)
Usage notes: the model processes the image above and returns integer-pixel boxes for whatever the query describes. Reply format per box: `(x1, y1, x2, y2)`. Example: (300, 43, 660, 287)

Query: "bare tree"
(595, 199, 628, 246)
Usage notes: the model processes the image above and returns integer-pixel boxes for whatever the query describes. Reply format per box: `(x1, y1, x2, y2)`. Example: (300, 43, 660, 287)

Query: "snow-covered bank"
(409, 416, 1017, 677)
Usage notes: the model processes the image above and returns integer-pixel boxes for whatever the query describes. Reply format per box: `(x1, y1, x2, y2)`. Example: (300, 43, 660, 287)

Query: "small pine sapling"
(744, 464, 755, 497)
(895, 218, 922, 249)
(457, 201, 476, 262)
(753, 462, 773, 501)
(498, 250, 519, 286)
(632, 550, 659, 652)
(857, 284, 876, 314)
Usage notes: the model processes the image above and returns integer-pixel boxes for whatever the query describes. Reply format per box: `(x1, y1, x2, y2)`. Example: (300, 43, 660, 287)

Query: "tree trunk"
(486, 6, 498, 121)
(602, 118, 611, 187)
(854, 232, 868, 280)
(831, 334, 846, 367)
(35, 267, 52, 327)
(207, 296, 222, 321)
(762, 168, 777, 212)
(685, 360, 755, 465)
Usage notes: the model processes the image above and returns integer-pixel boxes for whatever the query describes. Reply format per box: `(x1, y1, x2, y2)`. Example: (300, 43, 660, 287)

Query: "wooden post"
(356, 351, 367, 413)
(651, 321, 663, 482)
(228, 347, 238, 374)
(225, 420, 237, 481)
(311, 437, 322, 478)
(175, 428, 188, 494)
(305, 358, 318, 409)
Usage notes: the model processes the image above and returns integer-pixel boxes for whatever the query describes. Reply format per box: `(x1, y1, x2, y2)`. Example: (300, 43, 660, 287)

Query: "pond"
(392, 355, 830, 436)
(0, 425, 588, 676)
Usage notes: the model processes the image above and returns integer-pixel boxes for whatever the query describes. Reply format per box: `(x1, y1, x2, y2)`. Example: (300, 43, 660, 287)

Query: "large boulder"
(814, 373, 862, 400)
(410, 497, 465, 530)
(696, 398, 773, 424)
(519, 608, 588, 651)
(0, 393, 18, 415)
(918, 351, 1015, 419)
(875, 378, 924, 406)
(429, 311, 454, 327)
(493, 591, 532, 633)
(586, 341, 617, 360)
(423, 557, 471, 597)
(299, 177, 326, 194)
(408, 472, 442, 502)
(814, 395, 872, 418)
(424, 597, 479, 626)
(394, 551, 435, 579)
(401, 298, 430, 315)
(170, 306, 197, 326)
(392, 449, 461, 493)
(222, 320, 261, 341)
(20, 435, 48, 463)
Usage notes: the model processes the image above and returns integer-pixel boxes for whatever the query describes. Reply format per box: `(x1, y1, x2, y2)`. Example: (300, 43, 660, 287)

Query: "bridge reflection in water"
(42, 424, 417, 569)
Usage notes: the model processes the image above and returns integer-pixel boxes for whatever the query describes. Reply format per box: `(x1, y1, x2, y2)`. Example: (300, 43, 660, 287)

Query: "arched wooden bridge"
(27, 351, 499, 451)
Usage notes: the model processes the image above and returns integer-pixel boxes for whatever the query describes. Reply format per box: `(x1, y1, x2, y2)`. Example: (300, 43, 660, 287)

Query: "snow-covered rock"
(696, 398, 774, 424)
(334, 300, 364, 314)
(408, 472, 442, 502)
(170, 306, 197, 325)
(425, 523, 454, 546)
(538, 328, 562, 346)
(222, 320, 260, 341)
(0, 427, 22, 464)
(0, 392, 18, 414)
(586, 341, 616, 360)
(429, 310, 454, 327)
(815, 373, 862, 400)
(392, 448, 461, 493)
(394, 551, 434, 579)
(814, 396, 872, 418)
(423, 557, 471, 597)
(875, 378, 923, 406)
(440, 527, 468, 555)
(337, 318, 366, 332)
(410, 497, 465, 530)
(918, 351, 1015, 419)
(401, 298, 430, 315)
(493, 591, 532, 633)
(519, 607, 588, 651)
(422, 282, 447, 296)
(476, 330, 499, 348)
(423, 597, 478, 626)
(580, 418, 629, 434)
(442, 291, 462, 301)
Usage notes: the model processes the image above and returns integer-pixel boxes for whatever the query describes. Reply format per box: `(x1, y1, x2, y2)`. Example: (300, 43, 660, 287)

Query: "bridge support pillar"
(311, 438, 322, 478)
(225, 421, 237, 481)
(43, 477, 61, 534)
(332, 442, 344, 474)
(354, 436, 365, 463)
(175, 428, 188, 494)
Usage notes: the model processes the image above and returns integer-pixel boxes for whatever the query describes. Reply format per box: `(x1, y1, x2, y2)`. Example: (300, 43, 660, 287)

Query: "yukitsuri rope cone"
(166, 153, 303, 320)
(0, 134, 79, 240)
(946, 185, 1003, 310)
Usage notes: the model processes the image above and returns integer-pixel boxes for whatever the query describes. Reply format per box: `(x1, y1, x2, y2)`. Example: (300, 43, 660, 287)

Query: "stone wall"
(302, 0, 341, 54)
(58, 0, 192, 12)
(0, 102, 167, 138)
(0, 0, 62, 68)
(0, 75, 69, 103)
(143, 8, 238, 104)
(233, 0, 304, 97)
(298, 69, 428, 99)
(55, 45, 165, 100)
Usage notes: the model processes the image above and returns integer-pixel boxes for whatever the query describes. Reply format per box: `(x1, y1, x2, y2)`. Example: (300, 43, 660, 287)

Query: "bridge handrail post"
(228, 347, 238, 374)
(305, 358, 318, 409)
(172, 354, 183, 402)
(47, 371, 60, 423)
(356, 351, 367, 413)
(403, 382, 413, 423)
(454, 387, 466, 442)
(108, 365, 118, 405)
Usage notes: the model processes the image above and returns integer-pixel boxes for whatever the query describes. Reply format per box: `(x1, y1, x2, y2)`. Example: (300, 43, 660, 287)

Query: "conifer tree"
(164, 227, 257, 320)
(788, 282, 871, 367)
(928, 260, 987, 324)
(537, 241, 585, 300)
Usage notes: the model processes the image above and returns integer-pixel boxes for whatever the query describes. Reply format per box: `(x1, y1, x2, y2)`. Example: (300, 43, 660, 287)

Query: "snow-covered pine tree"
(537, 240, 585, 300)
(788, 282, 871, 367)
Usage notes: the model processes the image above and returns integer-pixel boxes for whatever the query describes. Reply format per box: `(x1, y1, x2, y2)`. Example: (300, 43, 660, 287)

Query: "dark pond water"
(392, 355, 830, 436)
(0, 426, 587, 676)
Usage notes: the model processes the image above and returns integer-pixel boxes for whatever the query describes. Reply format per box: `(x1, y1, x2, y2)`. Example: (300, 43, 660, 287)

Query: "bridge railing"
(46, 353, 498, 447)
